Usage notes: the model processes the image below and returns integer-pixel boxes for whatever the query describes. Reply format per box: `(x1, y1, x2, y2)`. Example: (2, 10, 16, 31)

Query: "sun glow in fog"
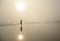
(18, 34, 24, 40)
(16, 2, 25, 11)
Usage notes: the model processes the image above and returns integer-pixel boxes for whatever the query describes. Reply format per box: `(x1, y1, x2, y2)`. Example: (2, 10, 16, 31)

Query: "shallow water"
(0, 23, 60, 41)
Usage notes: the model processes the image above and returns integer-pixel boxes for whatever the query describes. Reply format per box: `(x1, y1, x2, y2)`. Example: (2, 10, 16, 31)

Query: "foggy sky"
(0, 0, 60, 41)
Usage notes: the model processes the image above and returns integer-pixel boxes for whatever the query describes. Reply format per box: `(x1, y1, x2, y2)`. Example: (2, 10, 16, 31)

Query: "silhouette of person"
(20, 19, 22, 32)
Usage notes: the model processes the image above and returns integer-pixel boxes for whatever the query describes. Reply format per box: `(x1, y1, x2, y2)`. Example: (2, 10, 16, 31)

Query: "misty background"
(0, 0, 60, 41)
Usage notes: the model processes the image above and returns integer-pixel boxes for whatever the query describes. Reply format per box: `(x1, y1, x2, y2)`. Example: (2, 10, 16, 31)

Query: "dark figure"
(20, 20, 22, 24)
(20, 19, 22, 32)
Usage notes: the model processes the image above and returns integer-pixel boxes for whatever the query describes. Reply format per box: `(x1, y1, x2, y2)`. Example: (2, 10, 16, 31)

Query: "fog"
(0, 0, 60, 41)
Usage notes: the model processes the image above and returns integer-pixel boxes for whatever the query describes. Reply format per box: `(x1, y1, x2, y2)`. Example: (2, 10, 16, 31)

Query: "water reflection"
(18, 34, 24, 40)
